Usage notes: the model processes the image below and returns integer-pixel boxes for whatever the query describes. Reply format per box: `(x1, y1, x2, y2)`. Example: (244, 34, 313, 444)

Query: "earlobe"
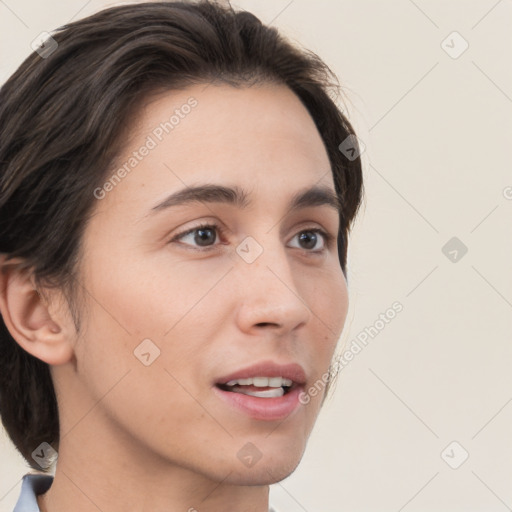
(0, 256, 75, 366)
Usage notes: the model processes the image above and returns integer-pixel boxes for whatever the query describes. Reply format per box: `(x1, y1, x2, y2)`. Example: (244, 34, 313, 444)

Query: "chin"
(223, 456, 304, 486)
(218, 440, 306, 486)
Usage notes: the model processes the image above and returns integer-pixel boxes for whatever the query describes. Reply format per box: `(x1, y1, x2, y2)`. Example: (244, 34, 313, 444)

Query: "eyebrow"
(148, 183, 343, 217)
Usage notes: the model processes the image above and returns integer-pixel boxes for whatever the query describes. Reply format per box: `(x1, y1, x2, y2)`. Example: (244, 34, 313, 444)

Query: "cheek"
(70, 282, 215, 447)
(306, 264, 349, 337)
(75, 247, 224, 394)
(333, 279, 350, 337)
(303, 267, 349, 383)
(84, 250, 180, 338)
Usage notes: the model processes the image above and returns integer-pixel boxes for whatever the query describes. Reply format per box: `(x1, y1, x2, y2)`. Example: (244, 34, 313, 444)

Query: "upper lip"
(215, 360, 307, 386)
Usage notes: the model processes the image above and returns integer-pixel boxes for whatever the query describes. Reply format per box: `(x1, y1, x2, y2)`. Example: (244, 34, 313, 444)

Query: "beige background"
(1, 1, 511, 511)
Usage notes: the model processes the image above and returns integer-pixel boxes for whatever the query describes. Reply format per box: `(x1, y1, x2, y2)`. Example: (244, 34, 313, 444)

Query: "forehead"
(93, 82, 334, 218)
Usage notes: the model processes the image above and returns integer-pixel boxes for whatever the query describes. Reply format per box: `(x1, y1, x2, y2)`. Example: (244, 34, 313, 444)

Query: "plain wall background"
(1, 1, 511, 510)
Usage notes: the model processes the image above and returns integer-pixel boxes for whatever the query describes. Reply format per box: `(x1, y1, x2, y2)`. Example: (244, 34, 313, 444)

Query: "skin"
(0, 82, 349, 512)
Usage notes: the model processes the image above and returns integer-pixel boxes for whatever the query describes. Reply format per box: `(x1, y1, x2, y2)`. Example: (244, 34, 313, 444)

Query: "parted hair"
(0, 0, 364, 471)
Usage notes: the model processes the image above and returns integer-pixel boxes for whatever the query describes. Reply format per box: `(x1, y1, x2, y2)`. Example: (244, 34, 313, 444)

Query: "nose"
(233, 237, 312, 336)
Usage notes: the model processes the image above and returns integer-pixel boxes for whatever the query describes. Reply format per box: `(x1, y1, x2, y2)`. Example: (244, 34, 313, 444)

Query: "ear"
(0, 255, 75, 365)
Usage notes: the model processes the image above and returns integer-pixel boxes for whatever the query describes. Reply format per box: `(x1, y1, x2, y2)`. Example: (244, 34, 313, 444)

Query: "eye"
(170, 222, 223, 250)
(169, 222, 335, 253)
(289, 228, 334, 253)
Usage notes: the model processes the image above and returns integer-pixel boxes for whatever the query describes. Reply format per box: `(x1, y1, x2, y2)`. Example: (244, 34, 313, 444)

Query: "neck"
(37, 435, 271, 512)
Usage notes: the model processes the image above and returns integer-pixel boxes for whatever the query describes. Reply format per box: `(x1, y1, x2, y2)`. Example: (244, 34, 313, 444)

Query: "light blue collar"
(13, 474, 53, 512)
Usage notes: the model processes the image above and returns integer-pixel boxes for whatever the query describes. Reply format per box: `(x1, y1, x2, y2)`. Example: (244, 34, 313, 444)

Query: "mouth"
(213, 361, 307, 421)
(216, 376, 297, 398)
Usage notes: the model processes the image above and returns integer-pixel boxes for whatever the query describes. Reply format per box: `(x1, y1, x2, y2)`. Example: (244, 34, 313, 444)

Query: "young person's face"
(58, 82, 349, 485)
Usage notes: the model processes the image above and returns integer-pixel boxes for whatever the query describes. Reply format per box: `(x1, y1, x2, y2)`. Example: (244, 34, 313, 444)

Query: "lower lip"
(213, 385, 304, 421)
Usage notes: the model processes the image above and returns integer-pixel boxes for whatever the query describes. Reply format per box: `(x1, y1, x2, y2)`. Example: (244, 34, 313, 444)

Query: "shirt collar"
(13, 473, 53, 512)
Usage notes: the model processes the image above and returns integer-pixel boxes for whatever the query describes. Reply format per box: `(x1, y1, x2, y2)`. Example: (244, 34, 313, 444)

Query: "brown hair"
(0, 0, 364, 471)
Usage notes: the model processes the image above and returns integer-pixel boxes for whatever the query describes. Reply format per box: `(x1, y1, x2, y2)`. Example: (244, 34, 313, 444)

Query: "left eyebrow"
(147, 183, 343, 217)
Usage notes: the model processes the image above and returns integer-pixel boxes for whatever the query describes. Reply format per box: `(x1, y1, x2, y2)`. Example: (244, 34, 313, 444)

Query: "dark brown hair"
(0, 0, 364, 471)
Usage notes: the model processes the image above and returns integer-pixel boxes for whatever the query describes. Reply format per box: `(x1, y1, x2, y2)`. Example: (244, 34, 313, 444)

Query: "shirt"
(13, 473, 280, 511)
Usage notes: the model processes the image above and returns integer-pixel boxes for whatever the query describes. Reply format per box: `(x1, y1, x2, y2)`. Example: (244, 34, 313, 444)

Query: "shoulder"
(13, 473, 53, 512)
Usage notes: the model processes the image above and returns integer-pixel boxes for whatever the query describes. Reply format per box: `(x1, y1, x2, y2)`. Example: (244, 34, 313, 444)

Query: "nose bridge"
(233, 231, 310, 330)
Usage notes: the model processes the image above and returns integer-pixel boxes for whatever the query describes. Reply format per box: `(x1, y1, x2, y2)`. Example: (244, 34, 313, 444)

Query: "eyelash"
(169, 222, 335, 254)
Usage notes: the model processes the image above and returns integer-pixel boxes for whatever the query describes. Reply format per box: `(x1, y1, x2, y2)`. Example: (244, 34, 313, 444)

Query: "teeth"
(268, 377, 283, 387)
(224, 377, 293, 387)
(253, 377, 269, 387)
(233, 387, 284, 398)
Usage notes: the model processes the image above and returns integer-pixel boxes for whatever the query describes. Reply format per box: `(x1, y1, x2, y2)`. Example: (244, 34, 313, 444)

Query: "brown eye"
(171, 223, 221, 249)
(170, 222, 334, 255)
(289, 228, 333, 254)
(189, 226, 217, 246)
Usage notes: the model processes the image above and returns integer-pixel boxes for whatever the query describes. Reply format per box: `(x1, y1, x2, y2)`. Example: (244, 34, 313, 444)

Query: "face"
(61, 82, 349, 485)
